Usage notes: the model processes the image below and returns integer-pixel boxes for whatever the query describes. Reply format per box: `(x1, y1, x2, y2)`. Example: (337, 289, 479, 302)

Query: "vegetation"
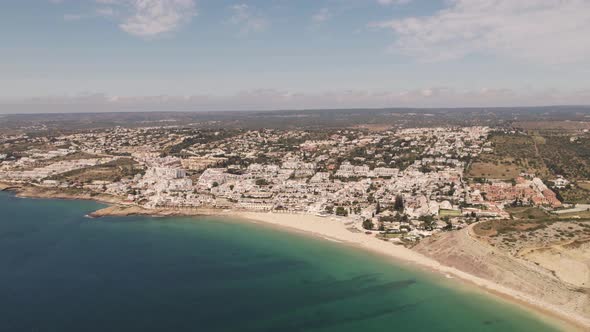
(255, 178, 270, 186)
(439, 209, 461, 217)
(473, 219, 553, 237)
(419, 215, 435, 230)
(335, 206, 348, 217)
(467, 130, 590, 203)
(553, 185, 590, 204)
(362, 219, 374, 230)
(467, 132, 550, 180)
(164, 130, 236, 156)
(536, 133, 590, 180)
(505, 207, 550, 220)
(394, 195, 404, 212)
(49, 158, 142, 183)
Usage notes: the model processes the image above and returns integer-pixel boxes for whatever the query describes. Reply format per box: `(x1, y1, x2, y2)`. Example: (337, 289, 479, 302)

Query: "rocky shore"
(88, 205, 226, 218)
(2, 184, 123, 205)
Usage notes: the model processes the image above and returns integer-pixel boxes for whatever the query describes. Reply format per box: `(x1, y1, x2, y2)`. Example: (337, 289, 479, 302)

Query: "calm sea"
(0, 192, 562, 331)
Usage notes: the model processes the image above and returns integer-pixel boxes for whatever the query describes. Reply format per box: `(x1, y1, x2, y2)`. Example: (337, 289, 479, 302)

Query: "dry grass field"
(467, 133, 550, 180)
(513, 121, 590, 130)
(467, 160, 523, 180)
(505, 207, 551, 220)
(50, 158, 141, 184)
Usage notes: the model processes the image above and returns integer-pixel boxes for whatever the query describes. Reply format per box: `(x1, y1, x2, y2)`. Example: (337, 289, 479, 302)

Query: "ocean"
(0, 192, 562, 331)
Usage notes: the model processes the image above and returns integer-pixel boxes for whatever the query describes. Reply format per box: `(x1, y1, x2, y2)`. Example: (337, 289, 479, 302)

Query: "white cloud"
(312, 8, 332, 23)
(62, 0, 196, 38)
(4, 88, 590, 113)
(371, 0, 590, 64)
(229, 4, 268, 34)
(119, 0, 197, 38)
(377, 0, 412, 5)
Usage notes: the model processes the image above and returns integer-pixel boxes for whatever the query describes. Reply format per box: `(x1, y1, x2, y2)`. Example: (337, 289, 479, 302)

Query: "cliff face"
(414, 226, 590, 322)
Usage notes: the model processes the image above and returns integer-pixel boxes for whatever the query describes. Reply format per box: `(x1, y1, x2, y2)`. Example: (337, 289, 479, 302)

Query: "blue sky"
(1, 0, 590, 112)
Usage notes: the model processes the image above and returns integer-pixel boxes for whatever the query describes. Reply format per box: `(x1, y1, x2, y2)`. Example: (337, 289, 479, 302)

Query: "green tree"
(335, 206, 348, 217)
(419, 215, 435, 230)
(394, 195, 404, 212)
(444, 219, 453, 231)
(255, 178, 269, 186)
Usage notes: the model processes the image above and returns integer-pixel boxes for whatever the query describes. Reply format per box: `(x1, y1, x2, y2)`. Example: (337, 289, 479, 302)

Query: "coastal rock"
(11, 185, 123, 205)
(89, 205, 155, 217)
(89, 205, 223, 218)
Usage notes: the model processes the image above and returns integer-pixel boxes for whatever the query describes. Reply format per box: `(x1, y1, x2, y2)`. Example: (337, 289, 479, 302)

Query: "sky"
(1, 0, 590, 113)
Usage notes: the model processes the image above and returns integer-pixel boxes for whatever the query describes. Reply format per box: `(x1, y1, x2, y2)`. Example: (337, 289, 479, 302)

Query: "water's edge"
(0, 192, 575, 332)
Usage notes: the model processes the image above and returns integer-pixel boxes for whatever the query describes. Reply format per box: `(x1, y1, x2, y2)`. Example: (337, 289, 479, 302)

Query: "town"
(0, 125, 571, 244)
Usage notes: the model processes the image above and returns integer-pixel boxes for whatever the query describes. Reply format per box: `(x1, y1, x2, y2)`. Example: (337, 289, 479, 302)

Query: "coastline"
(2, 186, 588, 331)
(82, 203, 590, 330)
(1, 183, 123, 205)
(0, 181, 18, 192)
(233, 212, 589, 332)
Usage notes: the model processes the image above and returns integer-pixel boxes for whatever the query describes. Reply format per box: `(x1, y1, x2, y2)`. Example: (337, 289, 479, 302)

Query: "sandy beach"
(233, 211, 590, 331)
(3, 186, 589, 331)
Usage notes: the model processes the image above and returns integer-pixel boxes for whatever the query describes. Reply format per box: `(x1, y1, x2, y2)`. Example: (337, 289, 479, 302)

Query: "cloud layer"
(229, 4, 267, 34)
(118, 0, 196, 37)
(4, 87, 590, 113)
(63, 0, 197, 38)
(372, 0, 590, 64)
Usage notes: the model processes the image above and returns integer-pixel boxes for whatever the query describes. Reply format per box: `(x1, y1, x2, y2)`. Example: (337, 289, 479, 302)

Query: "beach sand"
(234, 211, 590, 331)
(4, 186, 588, 331)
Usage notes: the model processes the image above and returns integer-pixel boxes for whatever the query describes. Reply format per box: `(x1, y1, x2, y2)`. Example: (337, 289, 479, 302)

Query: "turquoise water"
(0, 192, 562, 331)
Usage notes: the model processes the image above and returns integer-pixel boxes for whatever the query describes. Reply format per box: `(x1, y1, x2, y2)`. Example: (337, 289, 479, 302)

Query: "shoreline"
(0, 182, 19, 192)
(2, 186, 588, 331)
(232, 212, 588, 332)
(77, 203, 590, 331)
(0, 183, 124, 205)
